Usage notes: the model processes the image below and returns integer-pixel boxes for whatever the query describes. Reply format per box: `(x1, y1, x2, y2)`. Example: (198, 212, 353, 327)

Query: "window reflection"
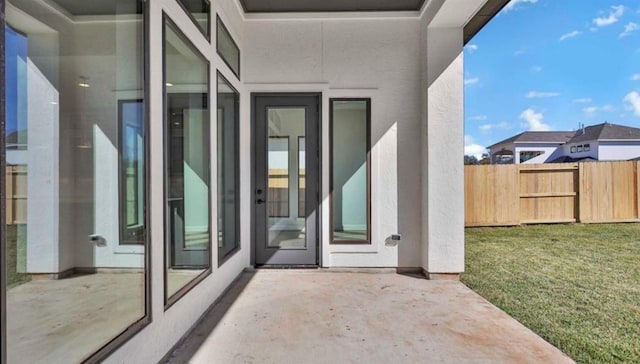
(177, 0, 210, 38)
(267, 108, 306, 249)
(4, 0, 147, 362)
(331, 100, 371, 243)
(120, 100, 145, 244)
(298, 137, 306, 218)
(164, 16, 211, 302)
(216, 16, 240, 78)
(217, 74, 240, 264)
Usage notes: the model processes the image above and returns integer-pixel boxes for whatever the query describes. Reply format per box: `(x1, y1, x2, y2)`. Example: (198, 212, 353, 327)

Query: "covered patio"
(163, 270, 573, 363)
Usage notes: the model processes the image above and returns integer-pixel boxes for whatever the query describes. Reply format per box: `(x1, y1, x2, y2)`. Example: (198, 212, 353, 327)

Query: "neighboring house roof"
(568, 122, 640, 143)
(487, 131, 576, 149)
(488, 122, 640, 150)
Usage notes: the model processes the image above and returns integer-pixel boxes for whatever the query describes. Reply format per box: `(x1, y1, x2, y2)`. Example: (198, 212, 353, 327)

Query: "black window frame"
(216, 15, 241, 80)
(329, 98, 372, 245)
(584, 144, 591, 152)
(571, 146, 577, 153)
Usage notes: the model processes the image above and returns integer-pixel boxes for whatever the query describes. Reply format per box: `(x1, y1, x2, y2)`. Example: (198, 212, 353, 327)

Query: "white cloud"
(526, 91, 560, 98)
(624, 91, 640, 116)
(464, 135, 487, 158)
(479, 122, 511, 133)
(573, 98, 593, 103)
(464, 77, 480, 85)
(593, 5, 625, 27)
(514, 49, 526, 56)
(503, 0, 538, 12)
(466, 44, 478, 53)
(520, 108, 550, 131)
(559, 30, 583, 41)
(583, 104, 616, 115)
(531, 66, 543, 72)
(468, 115, 488, 121)
(632, 74, 640, 81)
(620, 22, 639, 37)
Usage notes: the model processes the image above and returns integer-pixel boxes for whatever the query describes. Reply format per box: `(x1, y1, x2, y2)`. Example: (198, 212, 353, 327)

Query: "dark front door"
(253, 94, 320, 266)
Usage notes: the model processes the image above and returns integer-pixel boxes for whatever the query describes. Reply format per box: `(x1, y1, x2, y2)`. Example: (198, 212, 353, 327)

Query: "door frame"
(250, 93, 322, 267)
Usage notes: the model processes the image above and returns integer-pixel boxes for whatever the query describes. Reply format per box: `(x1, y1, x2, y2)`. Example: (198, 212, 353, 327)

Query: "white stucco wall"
(423, 26, 465, 274)
(243, 13, 423, 268)
(25, 58, 60, 273)
(598, 141, 640, 160)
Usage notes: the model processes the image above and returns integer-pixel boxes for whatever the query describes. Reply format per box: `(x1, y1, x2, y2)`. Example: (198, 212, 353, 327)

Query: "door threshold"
(251, 265, 319, 270)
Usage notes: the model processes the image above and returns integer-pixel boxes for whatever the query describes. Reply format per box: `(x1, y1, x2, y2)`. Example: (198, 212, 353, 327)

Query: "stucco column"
(422, 27, 465, 278)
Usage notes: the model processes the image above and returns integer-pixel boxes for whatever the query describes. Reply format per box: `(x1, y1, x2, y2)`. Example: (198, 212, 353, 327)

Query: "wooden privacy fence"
(5, 165, 27, 225)
(465, 161, 640, 227)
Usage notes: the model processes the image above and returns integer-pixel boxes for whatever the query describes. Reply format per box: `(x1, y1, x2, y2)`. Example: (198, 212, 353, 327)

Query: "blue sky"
(464, 0, 640, 157)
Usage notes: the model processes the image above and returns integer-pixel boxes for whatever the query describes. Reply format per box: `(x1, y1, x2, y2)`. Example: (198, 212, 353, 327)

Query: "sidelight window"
(330, 99, 371, 244)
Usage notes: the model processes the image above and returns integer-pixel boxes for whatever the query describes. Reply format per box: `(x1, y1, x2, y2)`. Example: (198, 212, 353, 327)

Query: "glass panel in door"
(267, 108, 306, 249)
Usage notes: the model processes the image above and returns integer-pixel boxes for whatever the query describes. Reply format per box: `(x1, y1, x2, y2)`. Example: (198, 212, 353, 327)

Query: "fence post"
(637, 161, 640, 220)
(578, 163, 583, 223)
(515, 164, 521, 225)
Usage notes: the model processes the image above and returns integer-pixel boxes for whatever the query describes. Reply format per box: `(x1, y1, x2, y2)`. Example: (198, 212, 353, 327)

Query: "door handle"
(256, 199, 265, 204)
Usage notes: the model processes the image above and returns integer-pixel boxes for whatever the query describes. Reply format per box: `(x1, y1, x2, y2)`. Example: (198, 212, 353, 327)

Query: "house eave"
(463, 0, 510, 44)
(488, 141, 565, 150)
(597, 139, 640, 142)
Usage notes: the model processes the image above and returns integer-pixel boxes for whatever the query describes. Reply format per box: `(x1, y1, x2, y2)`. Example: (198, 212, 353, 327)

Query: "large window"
(217, 73, 240, 265)
(3, 0, 148, 362)
(330, 99, 371, 244)
(163, 15, 211, 305)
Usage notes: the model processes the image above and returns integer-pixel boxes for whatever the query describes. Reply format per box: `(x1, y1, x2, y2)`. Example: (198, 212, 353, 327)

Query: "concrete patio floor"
(164, 270, 575, 364)
(7, 272, 144, 364)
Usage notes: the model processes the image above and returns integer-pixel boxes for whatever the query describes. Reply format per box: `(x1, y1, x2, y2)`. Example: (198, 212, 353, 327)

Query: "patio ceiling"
(238, 0, 510, 45)
(239, 0, 427, 13)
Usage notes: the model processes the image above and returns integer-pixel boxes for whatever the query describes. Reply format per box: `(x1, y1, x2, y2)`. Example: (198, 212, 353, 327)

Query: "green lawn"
(6, 224, 31, 288)
(462, 224, 640, 364)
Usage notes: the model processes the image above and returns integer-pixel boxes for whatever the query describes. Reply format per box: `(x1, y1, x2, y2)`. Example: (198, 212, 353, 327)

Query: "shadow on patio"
(162, 270, 574, 364)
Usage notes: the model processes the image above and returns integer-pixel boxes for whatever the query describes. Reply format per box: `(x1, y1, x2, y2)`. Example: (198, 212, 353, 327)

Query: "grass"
(462, 224, 640, 364)
(7, 224, 31, 288)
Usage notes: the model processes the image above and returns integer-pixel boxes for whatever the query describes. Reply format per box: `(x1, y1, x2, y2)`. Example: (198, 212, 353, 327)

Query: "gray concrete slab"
(164, 270, 575, 364)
